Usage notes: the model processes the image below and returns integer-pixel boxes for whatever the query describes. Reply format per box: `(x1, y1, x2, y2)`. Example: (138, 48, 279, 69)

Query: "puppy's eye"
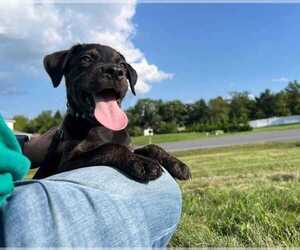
(120, 62, 127, 68)
(81, 55, 92, 64)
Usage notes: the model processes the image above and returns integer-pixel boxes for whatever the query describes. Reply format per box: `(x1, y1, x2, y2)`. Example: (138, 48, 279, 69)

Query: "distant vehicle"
(14, 131, 33, 140)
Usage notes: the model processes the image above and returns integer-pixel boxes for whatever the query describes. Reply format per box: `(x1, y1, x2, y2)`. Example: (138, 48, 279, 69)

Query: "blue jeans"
(0, 166, 182, 248)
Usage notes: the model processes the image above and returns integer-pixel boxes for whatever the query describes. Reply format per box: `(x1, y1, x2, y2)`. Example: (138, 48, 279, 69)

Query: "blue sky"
(1, 3, 300, 118)
(132, 4, 300, 102)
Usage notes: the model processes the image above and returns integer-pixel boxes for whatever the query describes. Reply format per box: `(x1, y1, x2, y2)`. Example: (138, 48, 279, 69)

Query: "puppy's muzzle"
(101, 64, 125, 81)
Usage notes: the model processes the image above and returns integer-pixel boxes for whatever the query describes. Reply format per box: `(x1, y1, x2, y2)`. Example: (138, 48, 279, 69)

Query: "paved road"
(157, 129, 300, 152)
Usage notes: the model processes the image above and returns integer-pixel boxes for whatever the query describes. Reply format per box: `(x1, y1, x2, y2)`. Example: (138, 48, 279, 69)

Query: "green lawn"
(170, 142, 300, 247)
(253, 123, 300, 132)
(132, 132, 209, 145)
(132, 123, 300, 146)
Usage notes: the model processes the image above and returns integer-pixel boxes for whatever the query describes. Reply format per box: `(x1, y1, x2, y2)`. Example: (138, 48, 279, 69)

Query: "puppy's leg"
(59, 143, 163, 182)
(33, 154, 60, 179)
(23, 127, 58, 168)
(134, 144, 191, 180)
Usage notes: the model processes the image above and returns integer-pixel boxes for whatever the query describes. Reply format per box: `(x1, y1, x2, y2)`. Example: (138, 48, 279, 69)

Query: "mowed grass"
(254, 123, 300, 132)
(170, 142, 300, 247)
(132, 123, 300, 146)
(132, 132, 208, 145)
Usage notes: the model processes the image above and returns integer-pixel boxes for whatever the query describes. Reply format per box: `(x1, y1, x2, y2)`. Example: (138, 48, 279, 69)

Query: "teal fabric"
(0, 115, 30, 206)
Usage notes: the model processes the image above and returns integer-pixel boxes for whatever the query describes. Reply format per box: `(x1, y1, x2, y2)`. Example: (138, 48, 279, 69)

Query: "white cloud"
(0, 0, 172, 93)
(272, 77, 289, 83)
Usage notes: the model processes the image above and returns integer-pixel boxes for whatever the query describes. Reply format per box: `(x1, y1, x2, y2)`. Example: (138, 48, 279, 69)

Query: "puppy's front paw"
(127, 155, 163, 182)
(171, 160, 192, 180)
(134, 144, 191, 181)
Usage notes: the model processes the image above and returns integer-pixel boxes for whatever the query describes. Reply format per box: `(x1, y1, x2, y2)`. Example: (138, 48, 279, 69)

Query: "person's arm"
(22, 127, 57, 168)
(0, 115, 30, 206)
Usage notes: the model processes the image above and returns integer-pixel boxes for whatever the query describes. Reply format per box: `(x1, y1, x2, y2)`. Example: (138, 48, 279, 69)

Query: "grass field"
(132, 132, 208, 145)
(254, 123, 300, 132)
(170, 142, 300, 247)
(132, 123, 300, 146)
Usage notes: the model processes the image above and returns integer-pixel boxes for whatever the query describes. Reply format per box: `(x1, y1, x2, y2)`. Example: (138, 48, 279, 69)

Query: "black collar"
(66, 102, 94, 120)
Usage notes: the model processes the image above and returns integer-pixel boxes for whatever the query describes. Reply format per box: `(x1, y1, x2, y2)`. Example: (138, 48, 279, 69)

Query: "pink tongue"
(94, 96, 128, 131)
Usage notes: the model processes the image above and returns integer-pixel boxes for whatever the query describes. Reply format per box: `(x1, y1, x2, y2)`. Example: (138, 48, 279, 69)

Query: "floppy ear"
(43, 50, 70, 88)
(125, 63, 138, 95)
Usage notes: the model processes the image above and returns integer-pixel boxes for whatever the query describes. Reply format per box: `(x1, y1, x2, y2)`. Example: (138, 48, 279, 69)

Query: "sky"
(1, 2, 300, 118)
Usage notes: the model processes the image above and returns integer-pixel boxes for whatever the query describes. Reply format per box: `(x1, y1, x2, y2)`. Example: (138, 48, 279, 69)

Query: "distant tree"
(159, 100, 187, 126)
(274, 91, 290, 116)
(130, 99, 163, 132)
(255, 89, 277, 118)
(15, 110, 63, 134)
(127, 125, 143, 137)
(158, 121, 177, 134)
(285, 81, 300, 115)
(126, 107, 139, 126)
(53, 111, 63, 127)
(13, 115, 30, 132)
(126, 107, 143, 135)
(229, 92, 254, 123)
(17, 79, 300, 136)
(208, 96, 230, 126)
(185, 99, 209, 125)
(27, 111, 54, 134)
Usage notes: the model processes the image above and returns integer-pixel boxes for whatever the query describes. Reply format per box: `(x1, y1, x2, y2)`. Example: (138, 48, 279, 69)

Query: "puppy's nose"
(104, 65, 125, 80)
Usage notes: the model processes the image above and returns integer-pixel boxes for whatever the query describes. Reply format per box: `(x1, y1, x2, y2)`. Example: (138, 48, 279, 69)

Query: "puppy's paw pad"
(129, 159, 146, 178)
(144, 160, 163, 181)
(173, 162, 192, 180)
(128, 156, 162, 182)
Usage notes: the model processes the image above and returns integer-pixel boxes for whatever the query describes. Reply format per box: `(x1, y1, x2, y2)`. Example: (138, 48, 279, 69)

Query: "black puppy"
(29, 43, 191, 182)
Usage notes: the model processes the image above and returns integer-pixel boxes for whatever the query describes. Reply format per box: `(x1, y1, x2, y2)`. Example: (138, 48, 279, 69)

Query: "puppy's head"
(43, 43, 137, 131)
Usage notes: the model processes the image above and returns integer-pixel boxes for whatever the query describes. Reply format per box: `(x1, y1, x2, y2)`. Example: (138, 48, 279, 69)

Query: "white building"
(4, 118, 33, 139)
(249, 115, 300, 128)
(144, 128, 154, 136)
(5, 119, 15, 130)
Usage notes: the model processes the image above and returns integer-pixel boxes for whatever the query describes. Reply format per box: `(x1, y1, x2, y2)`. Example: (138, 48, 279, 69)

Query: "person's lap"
(0, 166, 182, 248)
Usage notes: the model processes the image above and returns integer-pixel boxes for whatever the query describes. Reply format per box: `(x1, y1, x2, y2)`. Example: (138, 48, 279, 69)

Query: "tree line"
(13, 81, 300, 135)
(14, 111, 63, 134)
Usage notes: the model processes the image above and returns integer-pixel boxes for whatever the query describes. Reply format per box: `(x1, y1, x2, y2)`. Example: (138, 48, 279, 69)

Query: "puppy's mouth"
(93, 89, 128, 131)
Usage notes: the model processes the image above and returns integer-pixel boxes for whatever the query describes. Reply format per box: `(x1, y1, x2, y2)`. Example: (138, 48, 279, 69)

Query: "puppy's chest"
(61, 126, 130, 151)
(88, 126, 129, 144)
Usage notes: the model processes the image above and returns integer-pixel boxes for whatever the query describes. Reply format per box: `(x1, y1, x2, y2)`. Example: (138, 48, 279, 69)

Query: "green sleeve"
(0, 115, 30, 206)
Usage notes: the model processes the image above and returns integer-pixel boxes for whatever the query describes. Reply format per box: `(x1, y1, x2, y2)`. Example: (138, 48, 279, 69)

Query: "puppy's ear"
(125, 63, 138, 95)
(43, 50, 70, 88)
